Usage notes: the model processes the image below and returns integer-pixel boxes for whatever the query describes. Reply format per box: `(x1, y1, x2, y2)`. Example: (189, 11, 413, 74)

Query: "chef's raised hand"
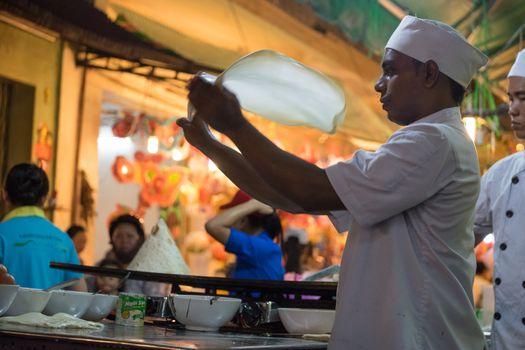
(176, 115, 216, 150)
(187, 75, 245, 135)
(0, 264, 15, 285)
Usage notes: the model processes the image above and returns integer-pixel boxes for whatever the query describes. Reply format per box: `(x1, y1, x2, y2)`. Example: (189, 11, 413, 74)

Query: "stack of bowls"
(0, 285, 118, 322)
(278, 308, 336, 334)
(42, 290, 95, 318)
(0, 285, 19, 316)
(168, 294, 242, 331)
(4, 287, 51, 316)
(81, 294, 118, 321)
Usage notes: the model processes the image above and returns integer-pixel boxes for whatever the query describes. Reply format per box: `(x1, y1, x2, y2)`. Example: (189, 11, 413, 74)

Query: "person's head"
(108, 214, 145, 264)
(284, 236, 303, 273)
(375, 50, 466, 125)
(95, 258, 123, 294)
(507, 49, 525, 140)
(67, 225, 87, 254)
(3, 163, 49, 208)
(375, 16, 488, 125)
(476, 261, 487, 275)
(220, 190, 282, 239)
(283, 228, 308, 274)
(246, 212, 283, 240)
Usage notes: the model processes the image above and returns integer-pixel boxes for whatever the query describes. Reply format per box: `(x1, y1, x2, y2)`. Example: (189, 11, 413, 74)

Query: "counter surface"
(0, 321, 327, 350)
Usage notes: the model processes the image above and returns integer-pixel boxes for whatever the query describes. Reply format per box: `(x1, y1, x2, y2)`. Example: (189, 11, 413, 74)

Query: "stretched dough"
(193, 50, 346, 134)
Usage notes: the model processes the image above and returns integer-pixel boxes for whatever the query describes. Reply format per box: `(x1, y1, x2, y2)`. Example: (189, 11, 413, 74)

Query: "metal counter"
(0, 321, 327, 350)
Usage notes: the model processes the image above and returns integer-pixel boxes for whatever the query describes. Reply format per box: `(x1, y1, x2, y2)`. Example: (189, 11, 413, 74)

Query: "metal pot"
(146, 296, 173, 318)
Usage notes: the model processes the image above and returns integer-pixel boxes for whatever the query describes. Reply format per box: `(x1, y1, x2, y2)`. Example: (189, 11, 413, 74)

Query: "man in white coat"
(474, 49, 525, 350)
(178, 16, 488, 349)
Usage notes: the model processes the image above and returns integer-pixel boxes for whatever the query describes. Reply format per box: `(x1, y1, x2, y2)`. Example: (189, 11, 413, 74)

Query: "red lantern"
(112, 156, 134, 183)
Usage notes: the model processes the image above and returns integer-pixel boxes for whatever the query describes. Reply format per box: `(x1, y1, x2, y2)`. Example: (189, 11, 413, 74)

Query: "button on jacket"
(326, 107, 484, 350)
(475, 151, 525, 350)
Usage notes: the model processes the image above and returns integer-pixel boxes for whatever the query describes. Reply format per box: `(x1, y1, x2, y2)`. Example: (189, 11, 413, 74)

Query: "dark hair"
(411, 58, 466, 105)
(97, 257, 124, 270)
(66, 225, 86, 239)
(283, 236, 305, 273)
(248, 213, 282, 240)
(476, 261, 487, 275)
(109, 214, 145, 239)
(95, 258, 125, 293)
(4, 163, 49, 206)
(448, 77, 466, 104)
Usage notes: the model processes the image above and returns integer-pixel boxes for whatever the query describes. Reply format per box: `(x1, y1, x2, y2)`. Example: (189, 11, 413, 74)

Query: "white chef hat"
(386, 15, 488, 88)
(508, 49, 525, 78)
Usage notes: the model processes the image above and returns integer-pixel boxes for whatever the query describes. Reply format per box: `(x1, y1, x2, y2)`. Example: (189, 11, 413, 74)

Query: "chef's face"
(508, 76, 525, 140)
(375, 49, 425, 126)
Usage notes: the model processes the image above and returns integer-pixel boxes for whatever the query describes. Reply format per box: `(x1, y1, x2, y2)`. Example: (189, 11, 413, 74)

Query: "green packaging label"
(116, 293, 146, 327)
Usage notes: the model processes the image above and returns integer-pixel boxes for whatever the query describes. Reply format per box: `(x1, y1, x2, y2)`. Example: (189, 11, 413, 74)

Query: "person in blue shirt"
(0, 163, 85, 290)
(205, 190, 284, 281)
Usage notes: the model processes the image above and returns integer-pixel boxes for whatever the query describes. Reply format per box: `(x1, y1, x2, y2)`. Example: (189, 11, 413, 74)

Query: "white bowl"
(169, 294, 241, 331)
(42, 290, 94, 317)
(0, 285, 19, 316)
(82, 294, 118, 321)
(278, 308, 335, 334)
(5, 288, 51, 316)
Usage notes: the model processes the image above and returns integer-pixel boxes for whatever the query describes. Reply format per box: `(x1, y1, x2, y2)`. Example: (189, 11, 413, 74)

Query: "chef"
(474, 49, 525, 350)
(178, 16, 488, 350)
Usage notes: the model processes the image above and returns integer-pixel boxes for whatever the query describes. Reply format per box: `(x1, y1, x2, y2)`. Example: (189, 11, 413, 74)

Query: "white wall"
(95, 126, 160, 263)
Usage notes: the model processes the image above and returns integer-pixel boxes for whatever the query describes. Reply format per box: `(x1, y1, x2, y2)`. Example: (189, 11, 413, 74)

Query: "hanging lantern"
(112, 156, 134, 183)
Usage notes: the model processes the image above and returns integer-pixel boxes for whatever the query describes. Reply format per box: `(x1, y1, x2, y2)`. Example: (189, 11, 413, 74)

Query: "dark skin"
(177, 49, 459, 214)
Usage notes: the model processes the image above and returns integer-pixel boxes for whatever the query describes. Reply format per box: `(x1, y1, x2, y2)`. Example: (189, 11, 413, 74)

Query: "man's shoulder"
(0, 216, 69, 239)
(385, 123, 451, 157)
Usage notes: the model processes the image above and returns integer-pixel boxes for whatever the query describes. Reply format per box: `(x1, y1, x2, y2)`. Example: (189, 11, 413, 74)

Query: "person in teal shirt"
(0, 163, 85, 290)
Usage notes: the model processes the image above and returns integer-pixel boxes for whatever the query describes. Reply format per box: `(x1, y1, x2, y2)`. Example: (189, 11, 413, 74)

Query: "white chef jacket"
(326, 107, 485, 350)
(474, 151, 525, 350)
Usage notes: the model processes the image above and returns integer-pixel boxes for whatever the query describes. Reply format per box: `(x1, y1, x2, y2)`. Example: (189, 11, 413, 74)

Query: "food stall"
(0, 262, 337, 350)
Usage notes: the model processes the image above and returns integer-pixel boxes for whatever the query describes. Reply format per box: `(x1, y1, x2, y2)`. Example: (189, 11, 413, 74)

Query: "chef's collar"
(411, 107, 461, 125)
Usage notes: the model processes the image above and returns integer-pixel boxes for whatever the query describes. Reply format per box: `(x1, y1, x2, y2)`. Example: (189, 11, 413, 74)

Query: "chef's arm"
(177, 117, 303, 212)
(474, 174, 492, 247)
(205, 199, 273, 245)
(184, 78, 344, 213)
(225, 119, 345, 213)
